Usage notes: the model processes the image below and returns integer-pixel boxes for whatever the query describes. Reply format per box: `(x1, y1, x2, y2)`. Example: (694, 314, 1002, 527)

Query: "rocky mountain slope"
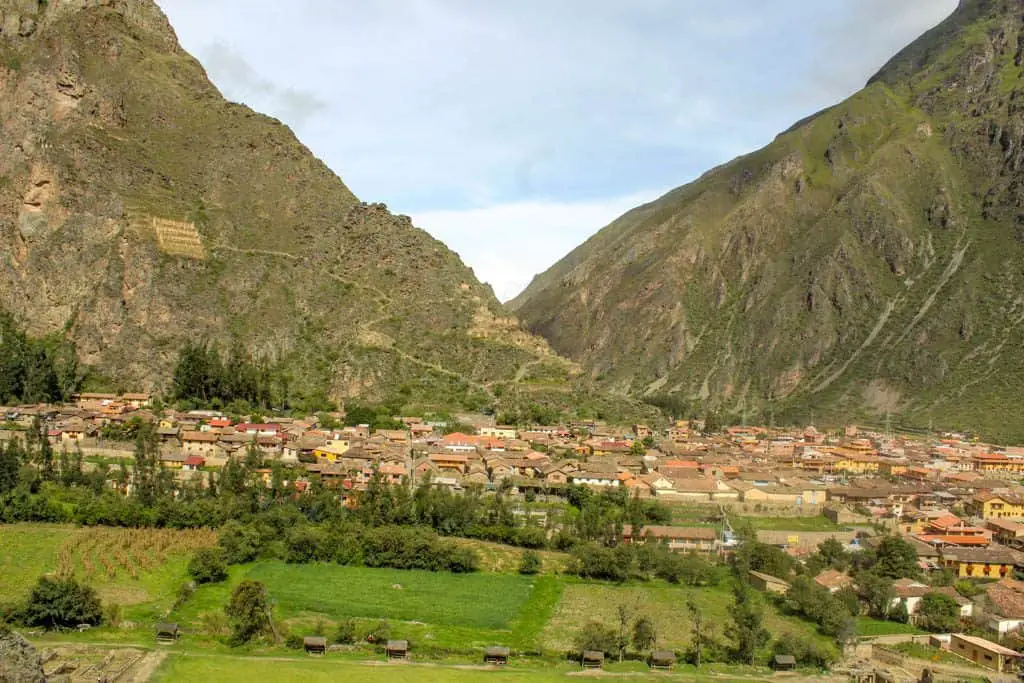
(0, 0, 586, 413)
(511, 0, 1024, 441)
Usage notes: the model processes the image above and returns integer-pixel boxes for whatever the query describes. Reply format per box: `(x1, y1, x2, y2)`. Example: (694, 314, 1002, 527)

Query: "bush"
(772, 633, 838, 668)
(574, 621, 617, 656)
(218, 521, 261, 564)
(225, 580, 272, 646)
(188, 548, 228, 584)
(519, 550, 542, 575)
(21, 576, 102, 630)
(285, 632, 304, 649)
(570, 543, 630, 582)
(334, 618, 357, 645)
(365, 620, 391, 644)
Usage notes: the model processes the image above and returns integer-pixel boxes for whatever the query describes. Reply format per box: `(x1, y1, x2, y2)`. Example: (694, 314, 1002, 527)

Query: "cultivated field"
(0, 524, 215, 624)
(173, 562, 562, 652)
(541, 580, 831, 654)
(2, 523, 838, 681)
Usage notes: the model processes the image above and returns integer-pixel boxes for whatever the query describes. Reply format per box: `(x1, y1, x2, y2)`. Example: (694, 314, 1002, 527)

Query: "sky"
(158, 0, 958, 301)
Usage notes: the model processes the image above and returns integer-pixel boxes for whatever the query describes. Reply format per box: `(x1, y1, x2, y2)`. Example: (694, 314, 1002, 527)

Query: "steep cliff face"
(511, 0, 1024, 440)
(0, 0, 578, 408)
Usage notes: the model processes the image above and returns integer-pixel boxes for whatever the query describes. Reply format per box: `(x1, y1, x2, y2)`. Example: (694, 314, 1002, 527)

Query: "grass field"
(541, 579, 831, 654)
(666, 506, 844, 532)
(150, 653, 780, 682)
(0, 524, 77, 602)
(855, 617, 925, 637)
(171, 562, 563, 652)
(0, 524, 215, 624)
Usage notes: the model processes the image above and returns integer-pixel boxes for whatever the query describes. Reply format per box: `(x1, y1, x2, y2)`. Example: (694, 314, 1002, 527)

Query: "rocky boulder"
(0, 629, 45, 683)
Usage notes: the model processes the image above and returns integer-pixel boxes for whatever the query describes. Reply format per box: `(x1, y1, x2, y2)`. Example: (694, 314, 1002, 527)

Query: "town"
(8, 391, 1024, 677)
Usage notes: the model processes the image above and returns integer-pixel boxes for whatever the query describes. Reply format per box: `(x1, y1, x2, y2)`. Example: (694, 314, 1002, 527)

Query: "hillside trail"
(124, 650, 167, 683)
(212, 244, 495, 396)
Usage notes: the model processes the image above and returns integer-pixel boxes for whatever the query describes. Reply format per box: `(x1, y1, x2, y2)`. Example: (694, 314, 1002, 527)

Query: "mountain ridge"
(511, 0, 1024, 441)
(0, 0, 630, 419)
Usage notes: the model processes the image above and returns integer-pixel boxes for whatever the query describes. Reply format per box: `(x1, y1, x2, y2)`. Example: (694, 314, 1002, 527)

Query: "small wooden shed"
(155, 622, 180, 643)
(773, 654, 797, 671)
(581, 650, 605, 670)
(303, 636, 327, 655)
(650, 650, 677, 671)
(386, 639, 410, 660)
(484, 646, 510, 665)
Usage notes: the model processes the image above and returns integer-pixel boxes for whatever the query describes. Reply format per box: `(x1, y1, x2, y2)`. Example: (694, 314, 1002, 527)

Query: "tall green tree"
(225, 580, 273, 645)
(917, 592, 961, 633)
(726, 583, 769, 665)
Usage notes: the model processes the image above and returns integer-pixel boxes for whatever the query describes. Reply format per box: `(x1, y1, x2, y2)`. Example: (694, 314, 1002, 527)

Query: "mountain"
(511, 0, 1024, 441)
(0, 0, 585, 414)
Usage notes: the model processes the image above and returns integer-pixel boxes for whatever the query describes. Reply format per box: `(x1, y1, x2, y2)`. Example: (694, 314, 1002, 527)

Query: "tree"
(872, 536, 920, 579)
(333, 619, 357, 644)
(0, 442, 20, 494)
(632, 614, 657, 653)
(188, 548, 228, 584)
(917, 592, 961, 633)
(857, 571, 895, 619)
(687, 596, 707, 668)
(21, 576, 102, 630)
(518, 550, 542, 575)
(615, 604, 634, 661)
(575, 621, 618, 656)
(225, 580, 272, 645)
(726, 583, 769, 665)
(218, 521, 261, 564)
(817, 537, 850, 570)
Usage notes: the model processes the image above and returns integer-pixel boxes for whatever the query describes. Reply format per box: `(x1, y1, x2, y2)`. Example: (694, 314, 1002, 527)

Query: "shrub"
(518, 550, 542, 575)
(21, 576, 102, 630)
(284, 632, 303, 649)
(218, 521, 261, 564)
(188, 548, 228, 584)
(225, 580, 272, 646)
(574, 621, 617, 656)
(334, 618, 357, 645)
(365, 620, 391, 644)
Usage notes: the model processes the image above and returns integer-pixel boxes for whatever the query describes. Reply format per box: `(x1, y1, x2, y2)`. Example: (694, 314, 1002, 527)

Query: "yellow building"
(829, 449, 881, 474)
(313, 440, 351, 462)
(972, 453, 1024, 474)
(970, 493, 1024, 520)
(941, 548, 1018, 579)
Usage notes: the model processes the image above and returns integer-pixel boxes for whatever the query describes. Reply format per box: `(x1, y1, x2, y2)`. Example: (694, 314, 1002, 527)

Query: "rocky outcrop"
(0, 629, 45, 683)
(0, 0, 582, 412)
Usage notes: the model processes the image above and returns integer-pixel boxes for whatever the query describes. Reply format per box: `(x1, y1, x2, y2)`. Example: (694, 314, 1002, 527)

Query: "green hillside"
(511, 0, 1024, 441)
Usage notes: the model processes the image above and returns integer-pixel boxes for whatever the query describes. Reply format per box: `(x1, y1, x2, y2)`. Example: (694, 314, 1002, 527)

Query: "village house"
(428, 453, 470, 475)
(441, 433, 479, 453)
(479, 425, 517, 440)
(313, 440, 351, 463)
(183, 456, 205, 471)
(988, 519, 1024, 548)
(181, 431, 219, 458)
(949, 633, 1022, 673)
(749, 570, 790, 594)
(568, 471, 621, 488)
(621, 525, 720, 554)
(978, 576, 1024, 635)
(813, 569, 854, 593)
(969, 492, 1024, 520)
(941, 547, 1020, 579)
(235, 423, 281, 438)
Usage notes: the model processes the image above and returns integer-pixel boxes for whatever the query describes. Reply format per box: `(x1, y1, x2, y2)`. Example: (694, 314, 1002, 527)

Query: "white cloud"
(157, 0, 959, 292)
(413, 189, 670, 302)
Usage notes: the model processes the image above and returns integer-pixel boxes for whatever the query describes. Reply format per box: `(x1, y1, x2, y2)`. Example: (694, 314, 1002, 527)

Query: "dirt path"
(211, 244, 498, 397)
(124, 650, 167, 683)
